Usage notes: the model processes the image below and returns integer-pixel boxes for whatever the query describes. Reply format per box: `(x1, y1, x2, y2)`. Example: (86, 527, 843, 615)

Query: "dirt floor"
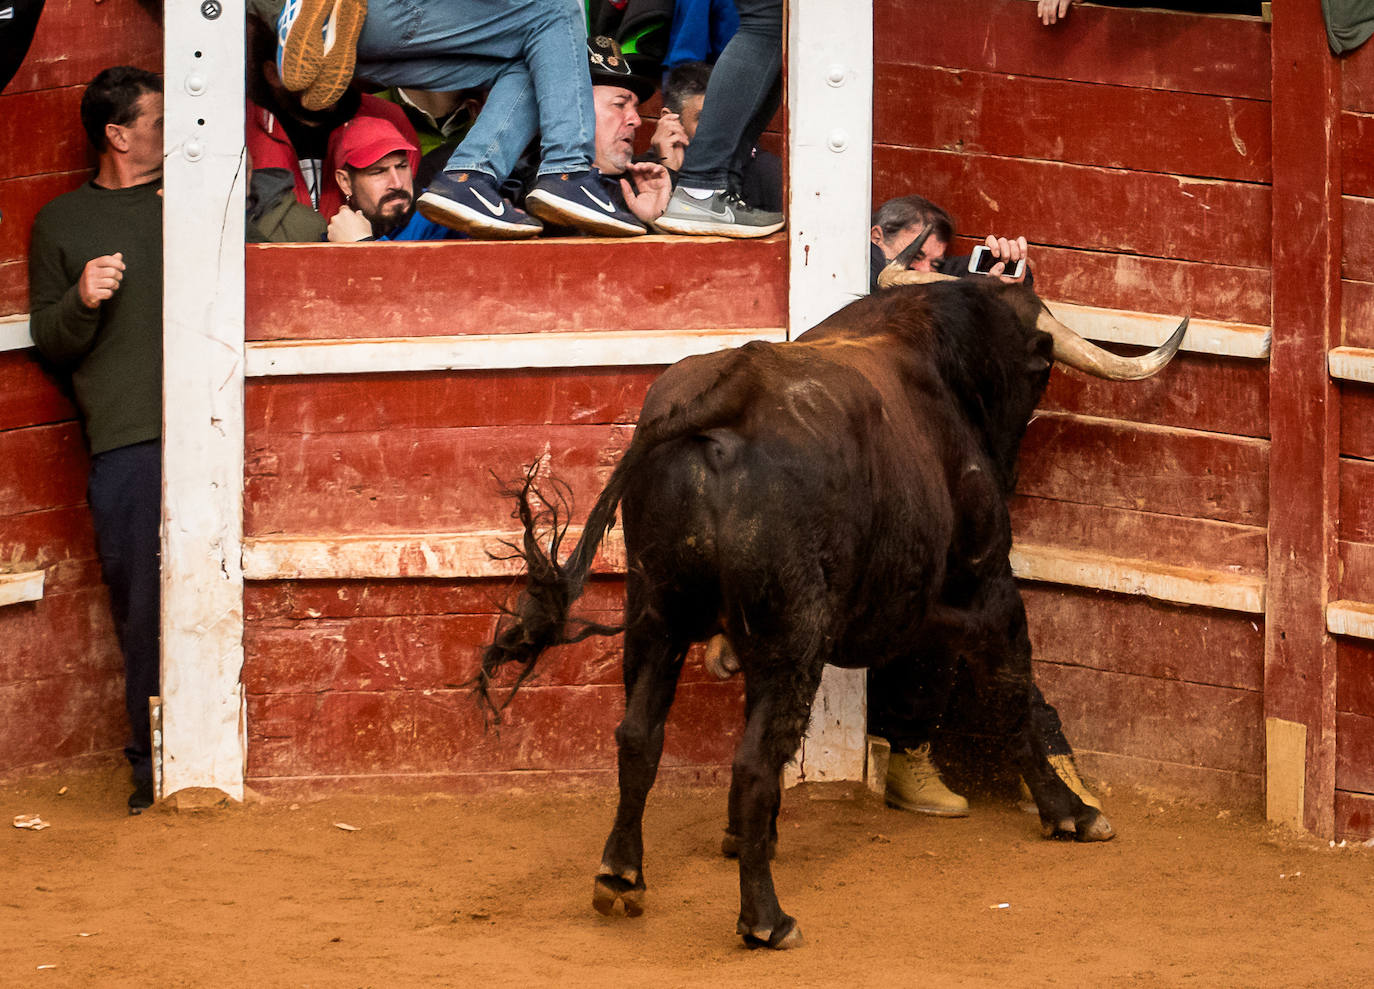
(2, 764, 1372, 988)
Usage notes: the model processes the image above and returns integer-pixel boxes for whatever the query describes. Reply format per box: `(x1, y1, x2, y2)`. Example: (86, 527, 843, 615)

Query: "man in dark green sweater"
(28, 66, 164, 814)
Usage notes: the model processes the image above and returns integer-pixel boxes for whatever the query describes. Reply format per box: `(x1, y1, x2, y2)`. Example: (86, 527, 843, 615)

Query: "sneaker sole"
(277, 0, 335, 92)
(652, 213, 784, 238)
(525, 190, 645, 237)
(416, 192, 543, 240)
(299, 0, 367, 110)
(884, 794, 970, 817)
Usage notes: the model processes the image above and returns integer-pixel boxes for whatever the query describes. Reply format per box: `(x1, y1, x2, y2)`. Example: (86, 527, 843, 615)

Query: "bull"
(478, 267, 1187, 949)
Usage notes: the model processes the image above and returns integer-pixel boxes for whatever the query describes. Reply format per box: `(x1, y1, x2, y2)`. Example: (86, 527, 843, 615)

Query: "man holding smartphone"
(868, 194, 1031, 294)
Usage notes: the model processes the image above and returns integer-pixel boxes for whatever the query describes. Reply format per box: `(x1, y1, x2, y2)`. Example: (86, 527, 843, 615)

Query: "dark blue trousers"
(86, 440, 161, 786)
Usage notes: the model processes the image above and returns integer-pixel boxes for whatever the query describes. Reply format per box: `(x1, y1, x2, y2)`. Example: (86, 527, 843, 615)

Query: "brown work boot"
(885, 743, 969, 817)
(1018, 753, 1103, 813)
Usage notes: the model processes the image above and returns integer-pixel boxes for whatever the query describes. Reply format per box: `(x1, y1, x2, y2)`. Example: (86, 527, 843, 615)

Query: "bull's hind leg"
(593, 620, 689, 919)
(729, 660, 825, 950)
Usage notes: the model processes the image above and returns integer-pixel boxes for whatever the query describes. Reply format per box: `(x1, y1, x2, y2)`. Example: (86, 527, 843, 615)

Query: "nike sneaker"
(653, 187, 784, 238)
(276, 0, 367, 108)
(524, 171, 647, 237)
(416, 170, 545, 239)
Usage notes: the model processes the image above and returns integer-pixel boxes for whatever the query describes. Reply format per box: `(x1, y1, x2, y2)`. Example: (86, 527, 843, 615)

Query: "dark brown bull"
(478, 274, 1187, 948)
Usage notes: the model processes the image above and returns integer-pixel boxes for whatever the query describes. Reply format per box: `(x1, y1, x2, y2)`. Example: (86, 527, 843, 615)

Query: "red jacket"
(246, 94, 420, 221)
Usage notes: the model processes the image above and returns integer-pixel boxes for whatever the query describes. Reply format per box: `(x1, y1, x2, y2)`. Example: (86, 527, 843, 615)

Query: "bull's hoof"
(593, 872, 646, 917)
(720, 830, 778, 860)
(1076, 810, 1115, 842)
(1040, 810, 1115, 842)
(739, 914, 804, 950)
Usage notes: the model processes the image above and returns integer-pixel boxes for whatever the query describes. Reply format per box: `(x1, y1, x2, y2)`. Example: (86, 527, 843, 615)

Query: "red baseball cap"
(334, 116, 418, 168)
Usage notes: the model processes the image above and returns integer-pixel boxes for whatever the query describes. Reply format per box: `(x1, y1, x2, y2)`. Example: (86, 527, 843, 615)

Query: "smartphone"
(969, 245, 1026, 280)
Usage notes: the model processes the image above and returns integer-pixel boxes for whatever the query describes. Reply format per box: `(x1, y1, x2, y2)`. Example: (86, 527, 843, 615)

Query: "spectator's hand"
(984, 234, 1030, 284)
(622, 162, 672, 224)
(649, 112, 689, 172)
(1038, 0, 1078, 25)
(77, 253, 126, 309)
(328, 205, 375, 243)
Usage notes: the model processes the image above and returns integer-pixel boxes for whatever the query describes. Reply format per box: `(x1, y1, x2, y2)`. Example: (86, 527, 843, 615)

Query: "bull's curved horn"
(876, 264, 957, 290)
(1039, 308, 1190, 381)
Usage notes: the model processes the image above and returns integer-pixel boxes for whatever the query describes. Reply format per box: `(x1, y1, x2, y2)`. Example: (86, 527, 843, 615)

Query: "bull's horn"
(876, 265, 958, 290)
(1039, 308, 1189, 381)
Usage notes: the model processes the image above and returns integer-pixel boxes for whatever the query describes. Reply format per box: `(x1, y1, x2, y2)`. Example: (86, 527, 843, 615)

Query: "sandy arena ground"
(2, 763, 1372, 988)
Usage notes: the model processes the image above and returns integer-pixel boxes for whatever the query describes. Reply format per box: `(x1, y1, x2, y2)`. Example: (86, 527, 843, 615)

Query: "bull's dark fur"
(478, 279, 1112, 948)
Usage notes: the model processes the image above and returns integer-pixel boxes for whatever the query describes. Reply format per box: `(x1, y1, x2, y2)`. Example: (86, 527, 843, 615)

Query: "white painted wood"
(160, 4, 247, 801)
(245, 328, 787, 377)
(1326, 599, 1374, 639)
(0, 315, 31, 353)
(1010, 542, 1266, 613)
(1046, 301, 1271, 360)
(0, 570, 45, 608)
(785, 0, 873, 784)
(1328, 346, 1374, 384)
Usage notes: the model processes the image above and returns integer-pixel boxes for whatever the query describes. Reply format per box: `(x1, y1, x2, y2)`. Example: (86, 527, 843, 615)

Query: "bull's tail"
(476, 350, 760, 721)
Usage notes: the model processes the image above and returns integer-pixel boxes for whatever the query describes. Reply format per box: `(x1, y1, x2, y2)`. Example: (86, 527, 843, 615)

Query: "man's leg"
(867, 658, 968, 817)
(86, 441, 161, 814)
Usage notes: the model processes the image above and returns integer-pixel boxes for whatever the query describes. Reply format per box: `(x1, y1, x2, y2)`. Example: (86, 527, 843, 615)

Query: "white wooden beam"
(245, 328, 786, 377)
(161, 2, 247, 801)
(1328, 346, 1374, 383)
(1045, 302, 1271, 360)
(1326, 599, 1374, 639)
(0, 570, 45, 608)
(1, 315, 32, 353)
(785, 0, 873, 785)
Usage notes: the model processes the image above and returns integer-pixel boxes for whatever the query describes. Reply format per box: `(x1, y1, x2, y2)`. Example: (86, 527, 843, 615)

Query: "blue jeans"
(87, 441, 162, 787)
(355, 0, 593, 180)
(677, 0, 783, 192)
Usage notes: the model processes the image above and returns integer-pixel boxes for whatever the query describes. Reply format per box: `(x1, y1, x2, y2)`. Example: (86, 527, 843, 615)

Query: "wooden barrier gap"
(242, 531, 1265, 615)
(0, 570, 45, 608)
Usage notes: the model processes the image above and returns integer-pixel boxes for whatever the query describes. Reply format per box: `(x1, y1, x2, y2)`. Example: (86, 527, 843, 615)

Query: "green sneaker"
(653, 187, 784, 238)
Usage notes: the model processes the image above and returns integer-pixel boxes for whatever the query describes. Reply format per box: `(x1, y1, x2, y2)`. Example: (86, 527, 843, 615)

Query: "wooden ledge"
(1327, 599, 1374, 639)
(244, 327, 787, 377)
(0, 570, 46, 607)
(1329, 347, 1374, 384)
(1010, 542, 1265, 613)
(1044, 301, 1271, 360)
(244, 530, 1264, 614)
(1, 315, 32, 354)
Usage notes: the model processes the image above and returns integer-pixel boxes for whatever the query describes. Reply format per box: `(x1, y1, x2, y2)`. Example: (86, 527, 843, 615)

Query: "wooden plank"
(1336, 638, 1374, 716)
(244, 423, 635, 535)
(5, 0, 161, 95)
(246, 328, 787, 377)
(1265, 1, 1342, 838)
(872, 146, 1271, 267)
(1342, 31, 1374, 112)
(875, 65, 1270, 182)
(245, 237, 788, 341)
(1013, 542, 1264, 613)
(1341, 111, 1374, 197)
(246, 367, 658, 434)
(1340, 280, 1374, 348)
(1035, 662, 1263, 776)
(1075, 749, 1261, 814)
(1266, 717, 1307, 829)
(1341, 196, 1374, 281)
(0, 263, 26, 319)
(0, 570, 44, 608)
(1017, 411, 1270, 527)
(0, 422, 89, 516)
(876, 0, 1271, 100)
(1045, 302, 1269, 360)
(0, 349, 76, 429)
(1025, 246, 1270, 327)
(1336, 711, 1374, 793)
(0, 503, 98, 575)
(1330, 345, 1374, 383)
(0, 584, 119, 684)
(1335, 790, 1374, 840)
(1024, 583, 1264, 690)
(1328, 599, 1374, 641)
(0, 87, 87, 180)
(0, 674, 125, 772)
(1338, 457, 1374, 541)
(1039, 350, 1270, 438)
(1010, 497, 1267, 577)
(159, 4, 247, 801)
(0, 172, 89, 265)
(1338, 539, 1374, 602)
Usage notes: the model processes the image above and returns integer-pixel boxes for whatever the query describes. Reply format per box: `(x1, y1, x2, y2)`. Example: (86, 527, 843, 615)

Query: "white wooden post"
(785, 0, 873, 784)
(160, 1, 247, 800)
